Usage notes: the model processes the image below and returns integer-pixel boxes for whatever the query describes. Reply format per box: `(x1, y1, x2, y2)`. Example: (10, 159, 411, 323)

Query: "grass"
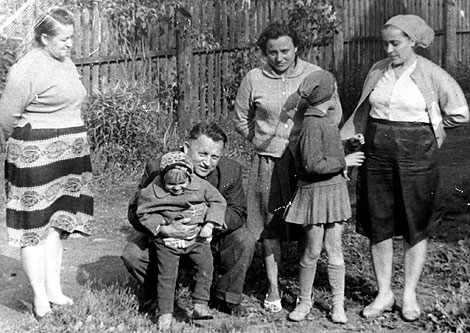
(3, 210, 468, 332)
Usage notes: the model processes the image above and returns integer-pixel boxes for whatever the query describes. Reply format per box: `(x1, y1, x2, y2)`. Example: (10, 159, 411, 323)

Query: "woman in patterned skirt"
(0, 8, 93, 319)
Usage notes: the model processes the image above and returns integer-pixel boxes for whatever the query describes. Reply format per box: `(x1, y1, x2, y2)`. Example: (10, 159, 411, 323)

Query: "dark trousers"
(151, 239, 213, 314)
(121, 225, 256, 305)
(211, 225, 256, 304)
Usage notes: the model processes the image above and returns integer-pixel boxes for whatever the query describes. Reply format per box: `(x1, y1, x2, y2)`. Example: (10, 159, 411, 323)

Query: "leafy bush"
(286, 0, 341, 55)
(0, 37, 19, 95)
(83, 83, 181, 179)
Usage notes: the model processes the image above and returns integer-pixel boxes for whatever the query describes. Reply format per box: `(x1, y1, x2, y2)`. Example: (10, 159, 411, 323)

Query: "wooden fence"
(2, 0, 470, 119)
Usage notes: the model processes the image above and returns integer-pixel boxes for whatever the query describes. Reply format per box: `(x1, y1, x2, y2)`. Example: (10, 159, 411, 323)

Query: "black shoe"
(213, 300, 251, 317)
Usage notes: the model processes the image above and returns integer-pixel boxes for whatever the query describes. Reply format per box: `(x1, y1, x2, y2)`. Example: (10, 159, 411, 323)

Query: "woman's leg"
(324, 223, 347, 323)
(263, 238, 282, 302)
(362, 238, 395, 317)
(21, 243, 51, 316)
(45, 227, 72, 305)
(402, 239, 426, 320)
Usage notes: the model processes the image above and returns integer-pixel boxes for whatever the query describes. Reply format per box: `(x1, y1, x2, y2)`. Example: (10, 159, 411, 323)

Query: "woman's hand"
(345, 151, 365, 167)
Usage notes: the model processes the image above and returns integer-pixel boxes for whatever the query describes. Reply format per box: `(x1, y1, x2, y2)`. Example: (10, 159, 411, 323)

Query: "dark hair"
(257, 22, 300, 55)
(34, 8, 74, 46)
(188, 122, 228, 145)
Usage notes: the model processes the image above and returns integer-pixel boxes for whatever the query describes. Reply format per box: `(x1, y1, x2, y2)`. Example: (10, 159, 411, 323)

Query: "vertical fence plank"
(100, 13, 109, 89)
(444, 0, 458, 69)
(81, 8, 91, 92)
(91, 4, 100, 94)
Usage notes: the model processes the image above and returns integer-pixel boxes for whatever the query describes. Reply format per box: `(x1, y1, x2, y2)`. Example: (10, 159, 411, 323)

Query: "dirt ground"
(1, 124, 470, 332)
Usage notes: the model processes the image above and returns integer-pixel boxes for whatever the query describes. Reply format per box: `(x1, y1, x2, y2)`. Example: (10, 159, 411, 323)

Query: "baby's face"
(164, 178, 190, 196)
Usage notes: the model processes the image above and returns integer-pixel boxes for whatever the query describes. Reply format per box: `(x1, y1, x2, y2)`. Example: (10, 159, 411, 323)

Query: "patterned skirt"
(5, 124, 94, 247)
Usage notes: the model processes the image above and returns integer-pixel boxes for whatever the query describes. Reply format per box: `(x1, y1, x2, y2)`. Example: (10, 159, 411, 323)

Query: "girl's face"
(164, 178, 190, 196)
(42, 23, 74, 61)
(265, 36, 298, 75)
(382, 25, 416, 67)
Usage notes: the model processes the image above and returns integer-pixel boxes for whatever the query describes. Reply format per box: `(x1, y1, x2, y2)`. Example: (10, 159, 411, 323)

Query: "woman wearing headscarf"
(341, 15, 469, 321)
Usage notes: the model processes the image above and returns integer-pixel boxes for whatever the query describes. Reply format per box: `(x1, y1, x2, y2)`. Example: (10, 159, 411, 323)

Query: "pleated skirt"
(284, 178, 351, 225)
(5, 124, 94, 247)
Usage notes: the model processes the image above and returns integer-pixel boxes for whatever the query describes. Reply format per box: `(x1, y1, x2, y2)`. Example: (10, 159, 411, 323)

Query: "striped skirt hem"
(5, 124, 94, 247)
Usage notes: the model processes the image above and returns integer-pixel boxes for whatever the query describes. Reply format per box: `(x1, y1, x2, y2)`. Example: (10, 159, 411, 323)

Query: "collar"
(152, 174, 201, 198)
(261, 58, 310, 79)
(304, 106, 328, 117)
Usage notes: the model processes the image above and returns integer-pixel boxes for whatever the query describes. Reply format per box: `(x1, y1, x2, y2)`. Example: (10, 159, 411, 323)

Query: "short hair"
(163, 168, 190, 185)
(257, 22, 300, 55)
(34, 8, 74, 46)
(188, 122, 227, 145)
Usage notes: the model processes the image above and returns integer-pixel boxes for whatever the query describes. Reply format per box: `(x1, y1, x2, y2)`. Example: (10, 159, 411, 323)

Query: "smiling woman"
(0, 8, 93, 319)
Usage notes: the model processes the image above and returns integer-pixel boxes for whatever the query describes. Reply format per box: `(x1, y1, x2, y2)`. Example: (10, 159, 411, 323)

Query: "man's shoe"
(213, 300, 251, 316)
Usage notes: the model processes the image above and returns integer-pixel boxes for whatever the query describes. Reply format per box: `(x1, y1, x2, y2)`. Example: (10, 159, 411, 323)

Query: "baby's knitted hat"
(160, 151, 193, 178)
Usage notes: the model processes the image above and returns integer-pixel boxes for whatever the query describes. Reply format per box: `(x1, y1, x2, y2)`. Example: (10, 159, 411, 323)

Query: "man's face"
(183, 134, 224, 178)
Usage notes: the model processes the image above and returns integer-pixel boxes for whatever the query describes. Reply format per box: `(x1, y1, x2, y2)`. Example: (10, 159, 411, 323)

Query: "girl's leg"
(289, 225, 323, 321)
(45, 228, 73, 305)
(21, 243, 51, 317)
(324, 222, 347, 323)
(402, 239, 427, 321)
(263, 238, 281, 303)
(362, 238, 395, 318)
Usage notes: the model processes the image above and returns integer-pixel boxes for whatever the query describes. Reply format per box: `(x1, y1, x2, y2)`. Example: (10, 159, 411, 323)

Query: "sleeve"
(299, 119, 346, 175)
(220, 162, 247, 232)
(233, 71, 256, 141)
(135, 185, 168, 236)
(203, 182, 227, 227)
(127, 159, 161, 233)
(0, 62, 35, 143)
(436, 70, 469, 128)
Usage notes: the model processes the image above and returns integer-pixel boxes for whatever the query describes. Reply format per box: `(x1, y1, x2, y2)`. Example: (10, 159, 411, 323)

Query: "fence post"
(175, 6, 193, 133)
(332, 0, 344, 96)
(444, 0, 457, 70)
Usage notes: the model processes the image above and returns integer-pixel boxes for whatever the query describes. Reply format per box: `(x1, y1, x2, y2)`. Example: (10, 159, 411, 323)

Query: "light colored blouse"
(369, 60, 428, 123)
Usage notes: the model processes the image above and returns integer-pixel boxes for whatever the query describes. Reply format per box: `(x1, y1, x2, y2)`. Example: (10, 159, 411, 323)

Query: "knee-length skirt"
(5, 124, 94, 247)
(356, 118, 439, 245)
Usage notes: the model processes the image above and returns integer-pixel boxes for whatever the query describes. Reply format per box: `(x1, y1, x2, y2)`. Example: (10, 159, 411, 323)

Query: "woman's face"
(382, 25, 416, 66)
(42, 23, 74, 61)
(265, 36, 298, 75)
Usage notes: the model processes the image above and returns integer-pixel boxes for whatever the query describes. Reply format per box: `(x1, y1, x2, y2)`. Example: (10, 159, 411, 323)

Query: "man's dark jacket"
(128, 156, 247, 235)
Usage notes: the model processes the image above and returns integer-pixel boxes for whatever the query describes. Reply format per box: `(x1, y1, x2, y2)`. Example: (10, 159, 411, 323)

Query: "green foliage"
(101, 0, 219, 55)
(286, 0, 341, 55)
(224, 48, 263, 111)
(82, 83, 180, 178)
(0, 37, 19, 95)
